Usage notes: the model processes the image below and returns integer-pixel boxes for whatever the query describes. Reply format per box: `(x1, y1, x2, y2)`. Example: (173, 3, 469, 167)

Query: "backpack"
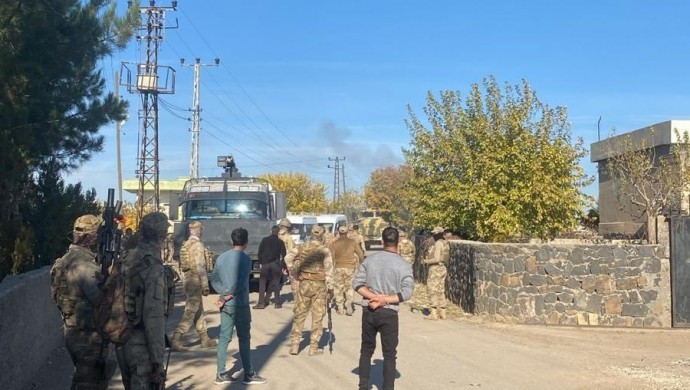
(50, 255, 76, 319)
(94, 259, 132, 345)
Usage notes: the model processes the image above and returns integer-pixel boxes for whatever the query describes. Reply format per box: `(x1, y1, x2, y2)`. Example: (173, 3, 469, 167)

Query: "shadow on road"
(351, 359, 402, 390)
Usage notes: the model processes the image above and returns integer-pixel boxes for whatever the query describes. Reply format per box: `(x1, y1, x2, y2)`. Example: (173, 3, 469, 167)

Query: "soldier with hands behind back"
(172, 221, 216, 351)
(330, 225, 365, 315)
(51, 214, 116, 390)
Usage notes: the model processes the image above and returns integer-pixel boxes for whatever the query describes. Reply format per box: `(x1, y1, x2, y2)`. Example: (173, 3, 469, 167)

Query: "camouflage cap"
(140, 212, 171, 239)
(74, 215, 101, 235)
(279, 218, 291, 228)
(188, 221, 203, 230)
(431, 226, 445, 234)
(311, 225, 325, 237)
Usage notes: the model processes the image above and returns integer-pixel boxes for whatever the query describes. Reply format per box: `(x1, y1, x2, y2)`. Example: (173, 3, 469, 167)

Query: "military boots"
(289, 342, 299, 355)
(171, 332, 189, 352)
(438, 308, 447, 320)
(308, 346, 324, 356)
(200, 332, 218, 348)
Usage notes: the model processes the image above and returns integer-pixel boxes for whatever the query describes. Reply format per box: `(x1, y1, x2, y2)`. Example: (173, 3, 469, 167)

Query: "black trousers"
(358, 307, 399, 390)
(257, 261, 282, 305)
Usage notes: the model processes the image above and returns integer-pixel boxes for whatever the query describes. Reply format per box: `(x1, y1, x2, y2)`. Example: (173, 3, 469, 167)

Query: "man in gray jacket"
(353, 227, 414, 390)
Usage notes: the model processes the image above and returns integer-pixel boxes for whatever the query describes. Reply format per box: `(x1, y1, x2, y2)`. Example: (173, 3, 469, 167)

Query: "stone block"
(565, 277, 581, 289)
(544, 303, 554, 314)
(547, 311, 560, 325)
(586, 294, 602, 314)
(595, 275, 615, 294)
(549, 285, 565, 293)
(495, 264, 504, 274)
(489, 272, 500, 285)
(571, 265, 588, 276)
(598, 247, 614, 259)
(560, 314, 577, 325)
(529, 274, 547, 286)
(639, 290, 658, 303)
(547, 275, 565, 286)
(554, 302, 567, 313)
(612, 248, 628, 260)
(536, 248, 552, 262)
(628, 257, 643, 268)
(544, 292, 557, 304)
(499, 293, 508, 303)
(514, 258, 525, 273)
(626, 268, 640, 276)
(571, 248, 585, 264)
(590, 262, 610, 275)
(520, 286, 538, 294)
(500, 274, 511, 287)
(629, 291, 641, 304)
(643, 317, 656, 327)
(581, 276, 596, 293)
(577, 312, 589, 325)
(637, 275, 648, 288)
(525, 257, 537, 273)
(535, 295, 545, 315)
(616, 278, 637, 290)
(638, 246, 656, 258)
(632, 318, 644, 327)
(537, 265, 545, 275)
(563, 262, 574, 278)
(644, 258, 661, 273)
(621, 303, 648, 317)
(557, 292, 574, 303)
(509, 275, 521, 287)
(603, 296, 622, 315)
(544, 263, 562, 276)
(589, 314, 600, 326)
(518, 297, 534, 316)
(504, 260, 515, 273)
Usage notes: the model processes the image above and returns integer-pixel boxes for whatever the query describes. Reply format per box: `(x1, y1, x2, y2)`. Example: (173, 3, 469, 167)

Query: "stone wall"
(442, 241, 671, 327)
(0, 267, 64, 390)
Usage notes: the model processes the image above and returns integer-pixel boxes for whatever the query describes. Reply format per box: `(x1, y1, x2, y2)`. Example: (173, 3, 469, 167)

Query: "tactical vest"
(298, 241, 327, 281)
(51, 247, 97, 326)
(123, 254, 170, 326)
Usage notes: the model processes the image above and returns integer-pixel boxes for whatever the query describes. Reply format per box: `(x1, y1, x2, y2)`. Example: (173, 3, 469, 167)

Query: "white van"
(315, 214, 348, 236)
(286, 214, 318, 245)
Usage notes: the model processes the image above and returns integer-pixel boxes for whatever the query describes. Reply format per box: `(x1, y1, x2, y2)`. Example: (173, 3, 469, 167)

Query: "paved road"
(25, 251, 690, 390)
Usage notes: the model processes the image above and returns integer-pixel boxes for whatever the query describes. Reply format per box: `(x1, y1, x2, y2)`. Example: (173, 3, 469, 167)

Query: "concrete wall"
(444, 241, 671, 327)
(0, 266, 64, 390)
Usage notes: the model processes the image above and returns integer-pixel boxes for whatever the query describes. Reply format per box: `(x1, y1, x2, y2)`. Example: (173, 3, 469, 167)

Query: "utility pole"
(120, 1, 177, 223)
(328, 157, 345, 202)
(115, 70, 124, 203)
(180, 57, 219, 179)
(341, 164, 346, 194)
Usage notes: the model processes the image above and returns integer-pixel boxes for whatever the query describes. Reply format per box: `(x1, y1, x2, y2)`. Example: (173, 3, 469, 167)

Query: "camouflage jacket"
(121, 241, 166, 365)
(398, 238, 416, 262)
(279, 231, 295, 252)
(285, 240, 334, 289)
(348, 231, 366, 253)
(424, 239, 450, 265)
(180, 236, 209, 291)
(330, 236, 365, 268)
(51, 245, 102, 330)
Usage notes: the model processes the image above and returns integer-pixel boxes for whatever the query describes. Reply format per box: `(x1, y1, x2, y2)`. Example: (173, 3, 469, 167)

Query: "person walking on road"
(211, 228, 267, 385)
(284, 225, 334, 356)
(424, 226, 450, 320)
(353, 226, 414, 390)
(330, 225, 365, 315)
(254, 225, 287, 309)
(172, 221, 217, 351)
(51, 214, 115, 390)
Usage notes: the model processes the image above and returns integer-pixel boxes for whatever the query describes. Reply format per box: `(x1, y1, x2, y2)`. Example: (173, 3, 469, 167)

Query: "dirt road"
(25, 277, 690, 389)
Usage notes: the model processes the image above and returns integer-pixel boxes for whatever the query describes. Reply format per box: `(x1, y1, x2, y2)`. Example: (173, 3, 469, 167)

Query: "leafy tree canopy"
(258, 172, 328, 213)
(404, 76, 591, 241)
(364, 165, 413, 227)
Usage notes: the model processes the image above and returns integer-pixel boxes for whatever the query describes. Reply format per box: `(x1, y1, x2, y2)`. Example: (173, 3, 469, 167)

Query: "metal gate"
(670, 216, 690, 327)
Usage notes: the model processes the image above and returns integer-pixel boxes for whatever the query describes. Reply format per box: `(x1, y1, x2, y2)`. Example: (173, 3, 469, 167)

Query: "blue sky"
(66, 0, 690, 203)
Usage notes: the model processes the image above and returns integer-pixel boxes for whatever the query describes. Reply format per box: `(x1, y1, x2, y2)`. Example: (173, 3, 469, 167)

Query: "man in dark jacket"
(254, 225, 287, 309)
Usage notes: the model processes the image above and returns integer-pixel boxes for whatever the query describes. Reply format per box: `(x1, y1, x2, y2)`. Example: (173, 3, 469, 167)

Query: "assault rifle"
(97, 188, 123, 280)
(327, 292, 334, 354)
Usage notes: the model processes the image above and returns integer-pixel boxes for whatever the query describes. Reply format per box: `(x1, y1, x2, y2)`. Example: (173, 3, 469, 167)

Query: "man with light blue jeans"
(211, 227, 267, 385)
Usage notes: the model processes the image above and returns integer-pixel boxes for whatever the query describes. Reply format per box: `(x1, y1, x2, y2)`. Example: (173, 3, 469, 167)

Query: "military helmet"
(74, 215, 101, 235)
(140, 212, 170, 240)
(279, 218, 291, 228)
(188, 221, 202, 230)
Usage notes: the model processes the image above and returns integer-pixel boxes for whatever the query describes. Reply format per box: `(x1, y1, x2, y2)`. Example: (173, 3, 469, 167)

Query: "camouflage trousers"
(115, 329, 157, 390)
(289, 280, 327, 347)
(64, 327, 116, 390)
(427, 264, 447, 309)
(175, 272, 207, 335)
(289, 273, 300, 306)
(333, 267, 356, 310)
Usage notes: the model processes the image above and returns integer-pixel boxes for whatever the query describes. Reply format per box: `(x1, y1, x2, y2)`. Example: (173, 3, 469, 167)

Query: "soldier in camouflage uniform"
(397, 229, 416, 265)
(115, 212, 170, 389)
(330, 225, 365, 315)
(172, 221, 217, 351)
(278, 218, 295, 293)
(423, 226, 450, 320)
(284, 225, 334, 356)
(51, 215, 115, 390)
(348, 224, 366, 255)
(161, 233, 174, 264)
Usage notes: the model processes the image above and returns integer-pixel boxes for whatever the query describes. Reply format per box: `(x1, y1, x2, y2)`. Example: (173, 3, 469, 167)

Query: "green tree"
(364, 165, 413, 227)
(327, 189, 365, 222)
(404, 77, 591, 241)
(0, 0, 138, 280)
(258, 172, 328, 213)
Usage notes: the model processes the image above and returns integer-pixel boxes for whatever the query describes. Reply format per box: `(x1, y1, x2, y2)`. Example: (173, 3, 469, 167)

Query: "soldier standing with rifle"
(116, 212, 170, 389)
(51, 214, 116, 390)
(285, 225, 335, 356)
(172, 221, 217, 351)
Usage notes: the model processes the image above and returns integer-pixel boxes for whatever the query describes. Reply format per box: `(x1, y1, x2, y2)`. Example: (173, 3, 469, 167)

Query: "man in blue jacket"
(211, 227, 267, 385)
